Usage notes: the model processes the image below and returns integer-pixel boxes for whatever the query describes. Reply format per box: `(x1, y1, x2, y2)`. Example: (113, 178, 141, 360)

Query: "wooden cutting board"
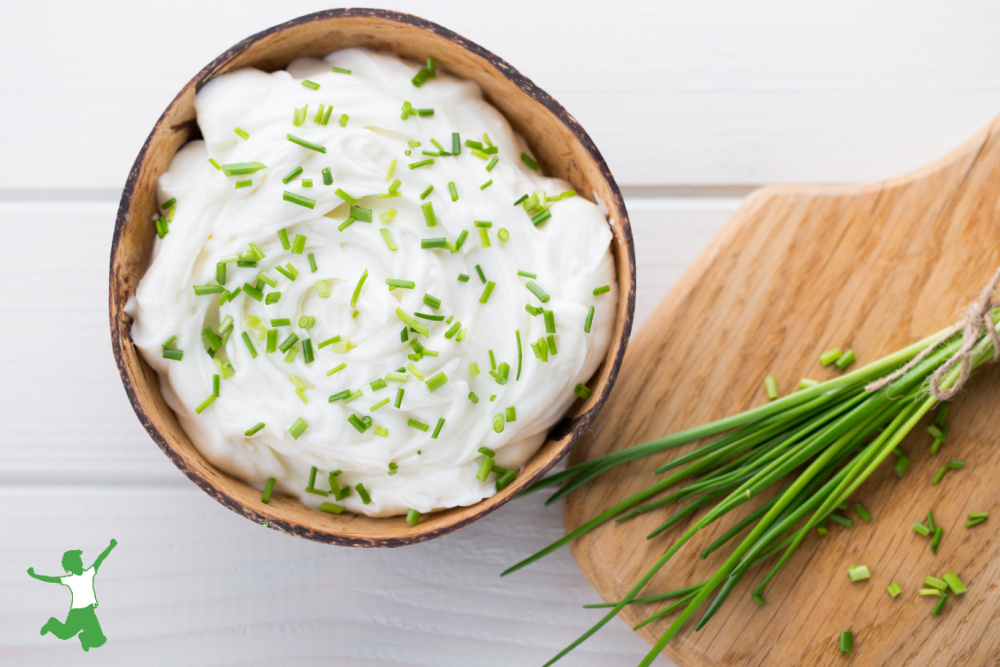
(564, 117, 1000, 666)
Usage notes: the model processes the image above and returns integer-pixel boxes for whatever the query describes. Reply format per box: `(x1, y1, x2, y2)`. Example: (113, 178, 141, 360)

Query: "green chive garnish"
(839, 631, 852, 654)
(163, 348, 184, 361)
(525, 281, 550, 303)
(593, 285, 611, 296)
(282, 191, 316, 209)
(574, 384, 592, 400)
(351, 269, 368, 309)
(335, 188, 356, 205)
(584, 305, 595, 333)
(458, 273, 470, 282)
(261, 476, 275, 502)
(492, 414, 505, 434)
(193, 284, 226, 296)
(836, 349, 857, 370)
(406, 509, 420, 526)
(521, 153, 540, 170)
(396, 308, 429, 336)
(848, 565, 870, 582)
(386, 279, 416, 289)
(320, 502, 344, 515)
(286, 133, 326, 153)
(195, 395, 216, 414)
(241, 332, 258, 358)
(425, 372, 448, 392)
(480, 179, 493, 190)
(764, 376, 779, 400)
(432, 418, 445, 439)
(421, 202, 437, 227)
(408, 419, 429, 432)
(234, 127, 249, 140)
(480, 281, 496, 304)
(498, 228, 509, 242)
(410, 159, 435, 170)
(278, 228, 291, 249)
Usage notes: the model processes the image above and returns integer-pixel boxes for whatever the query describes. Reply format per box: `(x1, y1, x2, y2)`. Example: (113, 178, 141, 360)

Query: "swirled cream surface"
(128, 48, 617, 517)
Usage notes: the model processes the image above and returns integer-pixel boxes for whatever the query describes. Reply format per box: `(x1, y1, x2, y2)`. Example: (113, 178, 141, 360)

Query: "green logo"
(27, 538, 117, 652)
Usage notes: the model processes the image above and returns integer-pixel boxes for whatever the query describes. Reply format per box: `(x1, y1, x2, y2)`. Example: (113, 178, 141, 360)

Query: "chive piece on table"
(764, 376, 779, 400)
(839, 631, 853, 654)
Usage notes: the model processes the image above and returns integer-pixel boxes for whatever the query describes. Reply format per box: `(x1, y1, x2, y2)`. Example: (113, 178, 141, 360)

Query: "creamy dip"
(128, 48, 617, 517)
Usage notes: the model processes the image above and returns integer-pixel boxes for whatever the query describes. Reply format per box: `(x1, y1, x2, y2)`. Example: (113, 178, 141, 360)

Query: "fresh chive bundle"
(506, 308, 1000, 665)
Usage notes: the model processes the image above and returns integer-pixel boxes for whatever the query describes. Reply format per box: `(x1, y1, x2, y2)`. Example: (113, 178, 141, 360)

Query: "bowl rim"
(109, 7, 636, 547)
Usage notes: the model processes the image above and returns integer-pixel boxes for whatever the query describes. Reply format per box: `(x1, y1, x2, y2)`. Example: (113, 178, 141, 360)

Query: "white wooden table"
(3, 2, 1000, 665)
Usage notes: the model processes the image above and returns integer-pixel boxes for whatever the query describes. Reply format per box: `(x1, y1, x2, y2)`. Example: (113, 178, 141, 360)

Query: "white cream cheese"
(128, 48, 617, 517)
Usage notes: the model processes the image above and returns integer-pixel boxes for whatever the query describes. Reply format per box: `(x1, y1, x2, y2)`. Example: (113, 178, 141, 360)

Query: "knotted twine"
(865, 266, 1000, 400)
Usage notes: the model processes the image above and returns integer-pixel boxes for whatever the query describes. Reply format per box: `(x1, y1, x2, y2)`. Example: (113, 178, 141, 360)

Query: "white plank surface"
(5, 2, 1000, 665)
(2, 488, 651, 666)
(3, 1, 1000, 192)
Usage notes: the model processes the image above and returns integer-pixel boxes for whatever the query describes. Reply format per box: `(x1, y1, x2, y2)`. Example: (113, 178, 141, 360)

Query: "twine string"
(865, 266, 1000, 400)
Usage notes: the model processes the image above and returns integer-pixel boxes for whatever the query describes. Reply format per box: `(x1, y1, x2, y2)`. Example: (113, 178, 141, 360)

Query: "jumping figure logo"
(27, 538, 117, 652)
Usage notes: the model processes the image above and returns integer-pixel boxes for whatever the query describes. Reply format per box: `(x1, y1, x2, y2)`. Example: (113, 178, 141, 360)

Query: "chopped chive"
(495, 362, 510, 385)
(421, 202, 437, 227)
(355, 483, 372, 505)
(326, 363, 346, 377)
(301, 79, 320, 90)
(764, 376, 779, 400)
(317, 335, 342, 349)
(506, 406, 517, 422)
(350, 269, 369, 309)
(211, 374, 221, 397)
(431, 418, 445, 439)
(343, 390, 363, 404)
(479, 227, 491, 248)
(468, 392, 479, 404)
(194, 394, 216, 414)
(286, 133, 326, 153)
(475, 455, 496, 484)
(162, 335, 178, 349)
(932, 466, 948, 485)
(266, 329, 278, 353)
(302, 339, 314, 363)
(162, 348, 184, 361)
(282, 166, 304, 184)
(277, 228, 291, 250)
(408, 419, 429, 432)
(848, 565, 870, 582)
(261, 476, 275, 502)
(319, 502, 344, 515)
(928, 511, 937, 532)
(492, 414, 505, 434)
(584, 305, 596, 333)
(496, 468, 517, 491)
(290, 233, 307, 254)
(531, 208, 551, 226)
(349, 205, 372, 222)
(405, 509, 420, 526)
(406, 363, 424, 381)
(283, 346, 298, 363)
(828, 513, 853, 527)
(496, 228, 509, 242)
(457, 273, 470, 283)
(369, 397, 390, 411)
(574, 384, 592, 400)
(421, 237, 447, 250)
(282, 191, 316, 209)
(410, 159, 435, 170)
(819, 348, 842, 366)
(836, 349, 857, 371)
(947, 459, 965, 469)
(854, 503, 871, 522)
(887, 581, 902, 598)
(942, 572, 966, 595)
(331, 66, 351, 74)
(932, 526, 944, 553)
(396, 308, 429, 336)
(919, 588, 943, 596)
(425, 372, 448, 392)
(486, 156, 499, 172)
(208, 158, 221, 170)
(193, 284, 226, 296)
(278, 333, 299, 353)
(241, 332, 258, 358)
(479, 281, 496, 304)
(337, 217, 355, 232)
(270, 318, 291, 327)
(221, 162, 267, 177)
(521, 153, 540, 171)
(924, 576, 948, 591)
(328, 390, 351, 402)
(525, 281, 550, 303)
(480, 180, 493, 190)
(334, 188, 357, 205)
(421, 293, 442, 310)
(969, 512, 989, 520)
(839, 631, 853, 654)
(234, 127, 249, 140)
(393, 387, 405, 409)
(386, 279, 416, 289)
(932, 593, 949, 615)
